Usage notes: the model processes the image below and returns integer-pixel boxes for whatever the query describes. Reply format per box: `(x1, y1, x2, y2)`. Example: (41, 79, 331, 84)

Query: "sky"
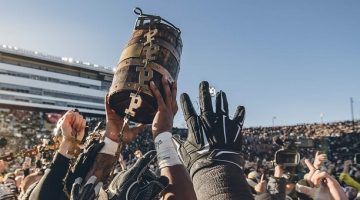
(0, 0, 359, 128)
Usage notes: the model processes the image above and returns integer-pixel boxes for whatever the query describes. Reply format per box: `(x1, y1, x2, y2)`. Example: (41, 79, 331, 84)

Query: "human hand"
(298, 159, 348, 200)
(70, 176, 103, 200)
(106, 151, 169, 200)
(173, 81, 246, 177)
(254, 174, 267, 194)
(104, 95, 146, 143)
(58, 110, 86, 143)
(344, 160, 352, 167)
(313, 151, 327, 169)
(56, 110, 86, 158)
(149, 76, 178, 138)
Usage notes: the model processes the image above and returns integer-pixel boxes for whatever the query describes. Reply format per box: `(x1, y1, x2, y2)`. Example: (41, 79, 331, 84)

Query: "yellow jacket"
(339, 172, 360, 190)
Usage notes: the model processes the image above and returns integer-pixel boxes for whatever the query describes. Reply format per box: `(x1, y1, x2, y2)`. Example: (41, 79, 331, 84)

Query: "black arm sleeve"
(192, 163, 254, 200)
(29, 152, 70, 200)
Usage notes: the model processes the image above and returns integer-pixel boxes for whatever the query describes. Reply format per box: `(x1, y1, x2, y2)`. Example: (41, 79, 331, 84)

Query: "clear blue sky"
(1, 0, 359, 127)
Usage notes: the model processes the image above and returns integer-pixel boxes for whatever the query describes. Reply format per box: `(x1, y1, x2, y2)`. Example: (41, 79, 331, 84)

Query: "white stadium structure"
(0, 44, 113, 116)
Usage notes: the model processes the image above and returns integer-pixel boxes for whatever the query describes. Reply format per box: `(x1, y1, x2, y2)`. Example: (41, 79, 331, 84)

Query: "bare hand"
(300, 159, 348, 200)
(254, 174, 267, 194)
(57, 110, 86, 143)
(56, 110, 86, 158)
(104, 95, 146, 143)
(149, 76, 178, 138)
(313, 151, 327, 169)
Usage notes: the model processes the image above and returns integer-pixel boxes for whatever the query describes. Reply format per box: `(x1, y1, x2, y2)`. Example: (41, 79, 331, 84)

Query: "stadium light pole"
(272, 116, 277, 127)
(320, 113, 324, 124)
(350, 97, 355, 129)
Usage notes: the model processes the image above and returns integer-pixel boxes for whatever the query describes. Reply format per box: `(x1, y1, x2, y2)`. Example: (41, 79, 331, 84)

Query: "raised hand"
(104, 94, 146, 143)
(313, 151, 327, 170)
(254, 174, 267, 194)
(173, 81, 246, 177)
(55, 110, 86, 159)
(106, 151, 169, 200)
(297, 159, 348, 200)
(149, 76, 178, 138)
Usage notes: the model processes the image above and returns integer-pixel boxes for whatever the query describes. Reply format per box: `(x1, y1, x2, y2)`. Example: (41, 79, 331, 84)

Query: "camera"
(274, 149, 300, 167)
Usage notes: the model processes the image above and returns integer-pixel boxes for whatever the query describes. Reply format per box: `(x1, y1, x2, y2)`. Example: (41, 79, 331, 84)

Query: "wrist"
(58, 142, 76, 159)
(105, 125, 121, 143)
(155, 132, 182, 169)
(153, 127, 172, 139)
(99, 137, 119, 156)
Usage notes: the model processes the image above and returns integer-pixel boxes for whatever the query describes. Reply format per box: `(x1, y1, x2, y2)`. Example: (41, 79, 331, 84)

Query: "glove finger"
(215, 90, 229, 116)
(71, 177, 82, 200)
(233, 106, 245, 126)
(79, 176, 97, 200)
(199, 81, 214, 116)
(138, 176, 169, 200)
(84, 182, 103, 200)
(180, 93, 202, 145)
(142, 168, 157, 181)
(132, 150, 157, 178)
(180, 93, 197, 122)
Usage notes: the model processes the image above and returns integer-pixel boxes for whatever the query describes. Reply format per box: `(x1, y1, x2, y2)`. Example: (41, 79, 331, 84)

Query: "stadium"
(1, 2, 360, 199)
(0, 44, 111, 154)
(0, 44, 359, 199)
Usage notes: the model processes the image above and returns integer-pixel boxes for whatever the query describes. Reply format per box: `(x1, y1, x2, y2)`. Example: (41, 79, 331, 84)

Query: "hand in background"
(313, 151, 327, 169)
(254, 174, 267, 194)
(297, 159, 348, 200)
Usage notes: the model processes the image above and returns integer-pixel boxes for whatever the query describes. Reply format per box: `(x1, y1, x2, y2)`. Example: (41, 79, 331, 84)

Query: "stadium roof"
(0, 44, 114, 74)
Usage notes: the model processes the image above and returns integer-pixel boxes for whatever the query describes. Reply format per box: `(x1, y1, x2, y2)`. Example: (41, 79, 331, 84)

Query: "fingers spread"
(180, 93, 197, 122)
(233, 106, 246, 126)
(215, 90, 229, 116)
(199, 81, 213, 116)
(311, 171, 328, 187)
(304, 159, 316, 172)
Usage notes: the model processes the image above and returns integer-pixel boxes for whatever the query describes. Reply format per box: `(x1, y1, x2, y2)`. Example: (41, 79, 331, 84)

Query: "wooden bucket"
(109, 8, 182, 124)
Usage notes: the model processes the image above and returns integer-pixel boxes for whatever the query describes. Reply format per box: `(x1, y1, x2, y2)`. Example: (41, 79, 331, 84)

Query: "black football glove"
(106, 150, 169, 200)
(173, 81, 246, 178)
(70, 176, 103, 200)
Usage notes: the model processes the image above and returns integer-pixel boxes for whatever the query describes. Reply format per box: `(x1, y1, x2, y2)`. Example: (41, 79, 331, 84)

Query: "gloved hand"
(65, 138, 105, 193)
(173, 81, 246, 178)
(70, 176, 103, 200)
(106, 150, 169, 200)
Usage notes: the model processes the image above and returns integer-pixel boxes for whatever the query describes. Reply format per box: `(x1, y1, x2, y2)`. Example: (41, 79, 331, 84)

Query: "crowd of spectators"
(1, 107, 360, 199)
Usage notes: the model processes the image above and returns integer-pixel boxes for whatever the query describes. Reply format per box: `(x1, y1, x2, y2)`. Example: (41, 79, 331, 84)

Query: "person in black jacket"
(29, 110, 86, 200)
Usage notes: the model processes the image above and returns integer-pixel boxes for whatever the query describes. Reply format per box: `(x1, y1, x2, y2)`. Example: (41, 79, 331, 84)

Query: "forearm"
(192, 163, 254, 200)
(160, 165, 197, 200)
(327, 176, 348, 200)
(29, 152, 70, 200)
(154, 132, 197, 200)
